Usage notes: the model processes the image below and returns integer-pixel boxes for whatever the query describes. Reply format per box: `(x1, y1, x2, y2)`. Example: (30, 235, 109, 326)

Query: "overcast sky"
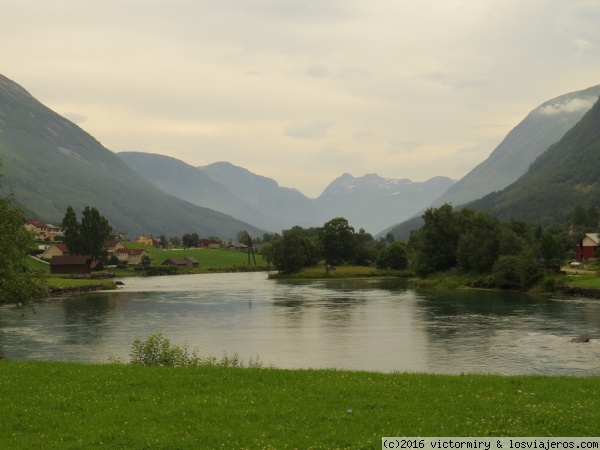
(2, 0, 600, 197)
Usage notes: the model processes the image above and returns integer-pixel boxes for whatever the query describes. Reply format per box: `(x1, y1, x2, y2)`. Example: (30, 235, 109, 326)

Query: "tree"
(271, 233, 306, 274)
(271, 229, 320, 274)
(0, 194, 46, 306)
(80, 206, 113, 260)
(181, 232, 200, 249)
(260, 242, 276, 267)
(319, 217, 357, 266)
(376, 241, 409, 270)
(410, 204, 471, 277)
(61, 206, 83, 255)
(456, 212, 501, 273)
(536, 231, 565, 269)
(61, 206, 113, 260)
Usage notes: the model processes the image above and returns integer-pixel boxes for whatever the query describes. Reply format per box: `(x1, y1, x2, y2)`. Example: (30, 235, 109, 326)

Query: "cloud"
(306, 64, 329, 78)
(537, 96, 598, 116)
(283, 120, 334, 140)
(388, 140, 421, 155)
(571, 38, 595, 57)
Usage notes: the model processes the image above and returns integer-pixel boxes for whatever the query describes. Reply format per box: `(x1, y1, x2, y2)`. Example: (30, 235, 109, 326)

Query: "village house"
(161, 257, 199, 268)
(40, 243, 70, 261)
(574, 233, 599, 262)
(49, 255, 92, 275)
(25, 219, 63, 241)
(112, 248, 150, 266)
(197, 239, 221, 249)
(136, 235, 161, 248)
(104, 240, 126, 252)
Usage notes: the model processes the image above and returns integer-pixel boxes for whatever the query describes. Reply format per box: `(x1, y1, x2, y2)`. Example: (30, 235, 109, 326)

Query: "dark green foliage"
(271, 231, 312, 274)
(267, 225, 324, 274)
(410, 204, 471, 277)
(61, 206, 112, 260)
(456, 212, 502, 273)
(61, 205, 83, 254)
(492, 255, 522, 289)
(182, 232, 200, 248)
(0, 192, 46, 306)
(134, 265, 179, 276)
(354, 228, 378, 266)
(410, 204, 562, 290)
(376, 241, 409, 270)
(319, 217, 357, 265)
(536, 231, 565, 269)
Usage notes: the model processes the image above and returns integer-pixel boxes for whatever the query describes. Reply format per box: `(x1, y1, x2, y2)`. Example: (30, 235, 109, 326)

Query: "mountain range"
(2, 72, 599, 240)
(119, 152, 454, 233)
(0, 74, 264, 239)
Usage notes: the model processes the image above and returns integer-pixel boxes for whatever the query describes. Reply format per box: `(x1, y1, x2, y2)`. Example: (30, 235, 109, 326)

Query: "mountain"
(431, 84, 600, 208)
(467, 95, 600, 224)
(199, 162, 325, 230)
(118, 153, 319, 232)
(0, 74, 264, 239)
(120, 152, 456, 234)
(314, 173, 454, 233)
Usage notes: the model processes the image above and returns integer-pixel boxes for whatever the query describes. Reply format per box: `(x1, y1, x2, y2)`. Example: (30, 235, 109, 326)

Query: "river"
(1, 272, 599, 375)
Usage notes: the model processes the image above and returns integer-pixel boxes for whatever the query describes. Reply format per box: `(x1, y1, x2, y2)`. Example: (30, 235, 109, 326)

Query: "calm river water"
(1, 272, 599, 375)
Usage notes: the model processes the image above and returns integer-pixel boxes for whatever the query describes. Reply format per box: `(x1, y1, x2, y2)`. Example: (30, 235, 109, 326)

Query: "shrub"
(129, 332, 265, 368)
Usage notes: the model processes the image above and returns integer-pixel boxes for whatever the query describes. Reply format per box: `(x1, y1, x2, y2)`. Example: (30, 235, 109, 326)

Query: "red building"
(574, 233, 599, 262)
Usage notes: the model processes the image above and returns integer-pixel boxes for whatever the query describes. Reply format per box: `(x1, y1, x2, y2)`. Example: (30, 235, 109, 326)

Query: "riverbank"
(1, 361, 599, 448)
(268, 265, 413, 279)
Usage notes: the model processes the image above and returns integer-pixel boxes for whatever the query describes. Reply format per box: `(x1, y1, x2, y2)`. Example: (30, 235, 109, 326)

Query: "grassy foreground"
(1, 362, 599, 449)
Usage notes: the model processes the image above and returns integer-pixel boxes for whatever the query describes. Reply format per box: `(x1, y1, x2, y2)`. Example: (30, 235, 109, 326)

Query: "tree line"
(258, 217, 407, 274)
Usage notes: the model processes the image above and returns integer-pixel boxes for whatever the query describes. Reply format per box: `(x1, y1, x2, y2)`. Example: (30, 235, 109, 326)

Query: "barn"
(50, 255, 92, 275)
(574, 233, 599, 262)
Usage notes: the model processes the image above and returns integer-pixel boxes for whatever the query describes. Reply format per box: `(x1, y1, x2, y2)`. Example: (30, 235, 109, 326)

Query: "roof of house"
(52, 243, 70, 253)
(162, 258, 190, 266)
(584, 233, 600, 244)
(27, 219, 47, 229)
(184, 257, 199, 263)
(104, 240, 122, 248)
(50, 255, 91, 265)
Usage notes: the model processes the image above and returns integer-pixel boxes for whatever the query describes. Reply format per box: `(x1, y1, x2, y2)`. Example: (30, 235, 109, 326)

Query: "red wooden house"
(574, 233, 599, 262)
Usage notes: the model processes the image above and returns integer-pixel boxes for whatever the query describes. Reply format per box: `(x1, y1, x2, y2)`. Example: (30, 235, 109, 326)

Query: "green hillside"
(470, 96, 600, 224)
(0, 74, 263, 239)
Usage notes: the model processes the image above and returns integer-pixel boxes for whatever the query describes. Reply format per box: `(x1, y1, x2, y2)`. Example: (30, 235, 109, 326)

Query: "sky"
(2, 0, 600, 198)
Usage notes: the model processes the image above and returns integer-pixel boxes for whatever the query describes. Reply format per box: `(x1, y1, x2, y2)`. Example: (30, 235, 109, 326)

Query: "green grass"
(565, 274, 600, 288)
(0, 362, 599, 449)
(124, 241, 266, 269)
(269, 265, 412, 279)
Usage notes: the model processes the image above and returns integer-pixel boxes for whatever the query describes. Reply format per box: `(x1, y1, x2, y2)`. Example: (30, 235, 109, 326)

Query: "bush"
(492, 255, 521, 289)
(129, 332, 265, 368)
(134, 265, 179, 276)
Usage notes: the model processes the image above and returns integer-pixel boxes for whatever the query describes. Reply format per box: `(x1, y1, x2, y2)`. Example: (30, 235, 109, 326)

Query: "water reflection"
(1, 273, 599, 375)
